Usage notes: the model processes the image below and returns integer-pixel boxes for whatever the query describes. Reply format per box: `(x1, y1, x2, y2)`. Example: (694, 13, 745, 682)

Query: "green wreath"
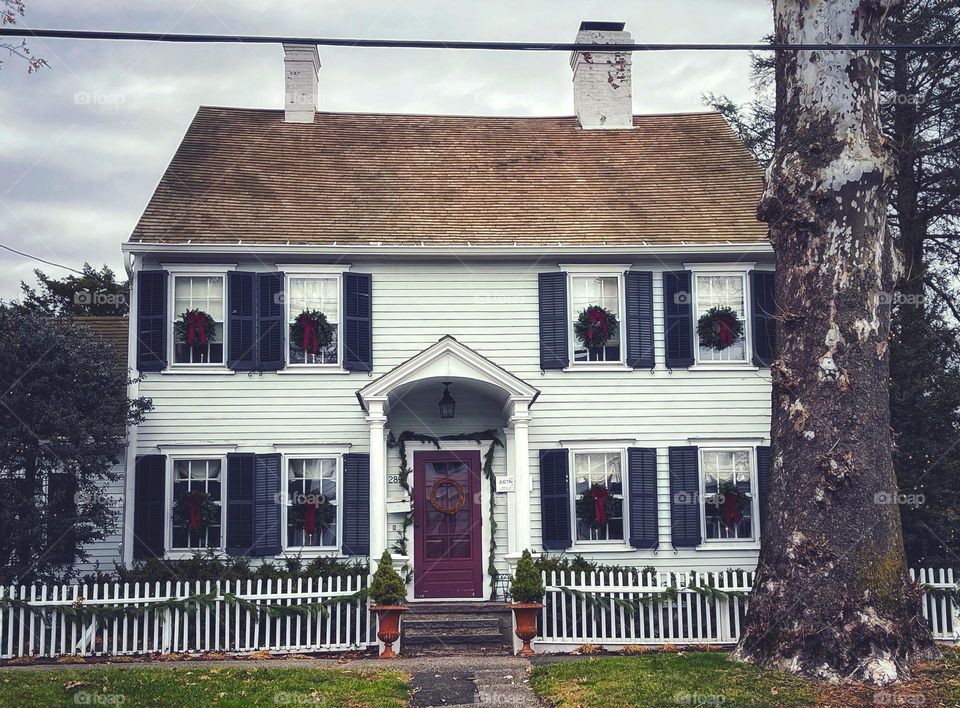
(174, 309, 217, 348)
(287, 498, 337, 533)
(289, 309, 334, 356)
(575, 484, 622, 529)
(696, 306, 744, 351)
(574, 305, 619, 350)
(173, 490, 220, 532)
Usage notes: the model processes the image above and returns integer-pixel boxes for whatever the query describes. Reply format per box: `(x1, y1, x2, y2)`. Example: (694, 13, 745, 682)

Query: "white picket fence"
(0, 576, 372, 659)
(533, 568, 959, 653)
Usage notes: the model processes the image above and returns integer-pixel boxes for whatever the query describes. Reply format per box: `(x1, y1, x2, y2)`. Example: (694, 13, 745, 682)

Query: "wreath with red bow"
(175, 309, 216, 349)
(574, 305, 619, 350)
(575, 484, 622, 529)
(715, 482, 751, 529)
(173, 490, 220, 533)
(696, 306, 744, 351)
(289, 310, 334, 356)
(287, 496, 337, 536)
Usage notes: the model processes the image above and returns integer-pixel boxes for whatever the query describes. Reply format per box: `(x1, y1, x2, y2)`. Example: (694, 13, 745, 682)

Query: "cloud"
(0, 0, 771, 299)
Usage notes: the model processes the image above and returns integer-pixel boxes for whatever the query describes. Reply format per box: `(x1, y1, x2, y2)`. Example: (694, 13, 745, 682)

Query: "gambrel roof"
(130, 107, 767, 247)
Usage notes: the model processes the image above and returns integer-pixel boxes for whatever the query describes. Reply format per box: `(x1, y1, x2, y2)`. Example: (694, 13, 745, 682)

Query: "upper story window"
(172, 275, 225, 365)
(571, 450, 625, 543)
(284, 456, 340, 549)
(694, 273, 747, 363)
(700, 448, 755, 542)
(287, 275, 340, 366)
(170, 458, 224, 551)
(570, 274, 623, 363)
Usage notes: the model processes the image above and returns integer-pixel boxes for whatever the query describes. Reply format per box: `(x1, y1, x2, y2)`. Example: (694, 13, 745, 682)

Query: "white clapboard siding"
(0, 576, 372, 658)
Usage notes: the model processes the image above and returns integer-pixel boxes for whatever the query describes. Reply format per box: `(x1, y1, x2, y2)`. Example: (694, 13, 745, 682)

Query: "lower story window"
(572, 451, 624, 542)
(702, 449, 754, 541)
(285, 457, 339, 548)
(171, 459, 223, 550)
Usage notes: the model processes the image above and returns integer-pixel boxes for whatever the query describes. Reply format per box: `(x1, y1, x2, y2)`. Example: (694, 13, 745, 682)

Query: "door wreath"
(428, 478, 466, 515)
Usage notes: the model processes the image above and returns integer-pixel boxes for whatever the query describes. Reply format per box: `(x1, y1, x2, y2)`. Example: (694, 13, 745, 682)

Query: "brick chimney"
(283, 44, 320, 123)
(570, 21, 634, 130)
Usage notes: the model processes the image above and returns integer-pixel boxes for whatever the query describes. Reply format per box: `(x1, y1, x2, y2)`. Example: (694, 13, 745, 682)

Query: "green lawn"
(530, 648, 960, 707)
(0, 666, 410, 707)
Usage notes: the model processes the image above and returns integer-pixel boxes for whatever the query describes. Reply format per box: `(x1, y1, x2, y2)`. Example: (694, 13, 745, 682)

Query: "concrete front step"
(405, 617, 501, 632)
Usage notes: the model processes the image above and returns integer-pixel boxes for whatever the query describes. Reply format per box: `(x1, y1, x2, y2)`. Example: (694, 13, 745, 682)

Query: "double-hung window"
(694, 273, 748, 363)
(571, 450, 626, 543)
(700, 448, 756, 542)
(284, 456, 340, 550)
(569, 274, 623, 363)
(287, 275, 340, 366)
(170, 458, 224, 550)
(172, 275, 225, 365)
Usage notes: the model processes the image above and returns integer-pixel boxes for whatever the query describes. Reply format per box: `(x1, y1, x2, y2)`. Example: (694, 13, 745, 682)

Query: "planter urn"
(509, 602, 543, 657)
(372, 605, 408, 659)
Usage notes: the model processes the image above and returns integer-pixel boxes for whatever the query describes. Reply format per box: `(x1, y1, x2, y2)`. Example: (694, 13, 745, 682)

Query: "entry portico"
(357, 336, 539, 598)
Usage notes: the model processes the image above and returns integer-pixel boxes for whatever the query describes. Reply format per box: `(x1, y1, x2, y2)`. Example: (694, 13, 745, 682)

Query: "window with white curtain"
(570, 275, 623, 363)
(172, 276, 225, 364)
(695, 274, 747, 363)
(701, 449, 755, 542)
(284, 457, 339, 549)
(170, 459, 223, 550)
(287, 276, 339, 365)
(571, 451, 625, 542)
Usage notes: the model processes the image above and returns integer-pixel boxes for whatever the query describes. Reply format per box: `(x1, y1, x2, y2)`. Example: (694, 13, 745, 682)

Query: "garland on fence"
(387, 429, 504, 598)
(0, 588, 368, 625)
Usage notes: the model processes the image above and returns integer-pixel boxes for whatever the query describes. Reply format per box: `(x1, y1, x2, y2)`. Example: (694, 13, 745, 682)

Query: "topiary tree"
(509, 549, 544, 604)
(369, 550, 406, 606)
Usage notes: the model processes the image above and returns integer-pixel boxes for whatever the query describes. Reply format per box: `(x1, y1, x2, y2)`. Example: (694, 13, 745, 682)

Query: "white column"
(504, 426, 518, 555)
(366, 398, 388, 564)
(510, 401, 532, 555)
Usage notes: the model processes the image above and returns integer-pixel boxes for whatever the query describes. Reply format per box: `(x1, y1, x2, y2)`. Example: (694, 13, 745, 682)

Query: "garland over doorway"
(387, 429, 504, 598)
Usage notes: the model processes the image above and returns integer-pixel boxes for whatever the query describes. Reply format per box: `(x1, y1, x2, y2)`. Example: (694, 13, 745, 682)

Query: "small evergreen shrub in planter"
(509, 549, 545, 657)
(369, 550, 408, 659)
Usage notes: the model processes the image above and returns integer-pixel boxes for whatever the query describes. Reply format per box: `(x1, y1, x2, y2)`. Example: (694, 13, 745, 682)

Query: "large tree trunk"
(732, 0, 938, 684)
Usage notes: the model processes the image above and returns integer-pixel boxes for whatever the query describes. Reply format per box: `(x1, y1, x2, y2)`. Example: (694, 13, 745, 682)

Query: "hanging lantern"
(438, 381, 456, 419)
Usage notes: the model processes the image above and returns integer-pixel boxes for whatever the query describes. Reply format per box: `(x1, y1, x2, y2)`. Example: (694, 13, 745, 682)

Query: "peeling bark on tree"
(731, 0, 939, 685)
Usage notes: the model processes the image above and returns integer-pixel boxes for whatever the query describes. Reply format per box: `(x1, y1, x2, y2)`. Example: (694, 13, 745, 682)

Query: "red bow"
(588, 308, 609, 347)
(303, 500, 319, 535)
(591, 486, 609, 526)
(723, 488, 742, 528)
(298, 314, 319, 354)
(185, 312, 208, 347)
(185, 492, 203, 532)
(717, 314, 735, 348)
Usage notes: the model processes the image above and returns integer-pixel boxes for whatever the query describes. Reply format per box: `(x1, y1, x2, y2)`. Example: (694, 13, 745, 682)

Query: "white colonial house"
(87, 21, 776, 602)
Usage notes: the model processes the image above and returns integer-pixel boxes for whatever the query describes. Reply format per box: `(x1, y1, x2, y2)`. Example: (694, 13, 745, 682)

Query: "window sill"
(165, 549, 226, 560)
(276, 548, 345, 559)
(277, 367, 350, 375)
(563, 364, 632, 372)
(162, 367, 234, 375)
(571, 543, 635, 553)
(688, 364, 759, 372)
(694, 542, 760, 552)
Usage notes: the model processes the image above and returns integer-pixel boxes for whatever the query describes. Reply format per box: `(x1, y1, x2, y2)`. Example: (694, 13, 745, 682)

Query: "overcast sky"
(0, 1, 771, 301)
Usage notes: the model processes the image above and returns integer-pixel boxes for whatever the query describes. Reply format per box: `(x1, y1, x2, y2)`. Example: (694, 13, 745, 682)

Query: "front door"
(413, 450, 483, 599)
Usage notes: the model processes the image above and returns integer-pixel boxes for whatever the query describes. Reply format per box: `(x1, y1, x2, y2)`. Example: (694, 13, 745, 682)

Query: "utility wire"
(0, 243, 88, 277)
(1, 28, 958, 52)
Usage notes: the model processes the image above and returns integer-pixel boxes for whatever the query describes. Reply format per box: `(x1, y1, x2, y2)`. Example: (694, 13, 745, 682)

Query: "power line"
(0, 243, 88, 276)
(1, 27, 958, 52)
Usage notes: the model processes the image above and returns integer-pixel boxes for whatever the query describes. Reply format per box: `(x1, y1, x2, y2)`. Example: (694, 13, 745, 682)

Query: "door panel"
(413, 450, 483, 599)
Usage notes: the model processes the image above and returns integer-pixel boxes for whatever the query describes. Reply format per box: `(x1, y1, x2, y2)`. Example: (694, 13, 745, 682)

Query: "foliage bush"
(534, 553, 655, 582)
(509, 549, 545, 604)
(369, 550, 407, 606)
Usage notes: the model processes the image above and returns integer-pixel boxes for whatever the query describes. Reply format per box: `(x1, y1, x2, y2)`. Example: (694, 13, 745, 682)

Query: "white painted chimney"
(283, 44, 320, 123)
(570, 21, 634, 130)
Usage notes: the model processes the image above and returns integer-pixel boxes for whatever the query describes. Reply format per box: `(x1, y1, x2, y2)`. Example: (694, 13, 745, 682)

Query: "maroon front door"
(413, 450, 483, 599)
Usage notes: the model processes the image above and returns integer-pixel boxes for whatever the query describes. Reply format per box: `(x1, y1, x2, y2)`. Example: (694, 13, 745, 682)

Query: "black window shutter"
(668, 446, 701, 548)
(136, 270, 168, 372)
(538, 272, 569, 370)
(226, 453, 256, 555)
(258, 272, 286, 371)
(539, 449, 571, 550)
(627, 447, 659, 549)
(663, 271, 694, 368)
(756, 445, 771, 532)
(253, 453, 282, 556)
(227, 271, 257, 371)
(47, 472, 78, 564)
(341, 453, 370, 555)
(134, 455, 166, 559)
(625, 271, 655, 368)
(750, 271, 776, 367)
(343, 273, 373, 372)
